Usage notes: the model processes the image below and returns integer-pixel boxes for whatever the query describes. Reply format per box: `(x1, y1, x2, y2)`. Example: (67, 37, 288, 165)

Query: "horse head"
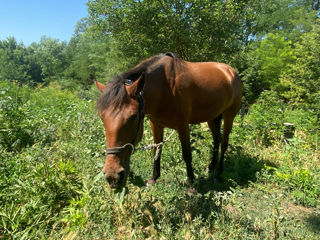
(95, 74, 145, 189)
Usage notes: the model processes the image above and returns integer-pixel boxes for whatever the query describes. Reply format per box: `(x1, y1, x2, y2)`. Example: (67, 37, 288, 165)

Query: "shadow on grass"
(118, 148, 282, 235)
(194, 147, 276, 194)
(128, 171, 146, 187)
(129, 146, 276, 193)
(305, 213, 320, 234)
(149, 148, 278, 231)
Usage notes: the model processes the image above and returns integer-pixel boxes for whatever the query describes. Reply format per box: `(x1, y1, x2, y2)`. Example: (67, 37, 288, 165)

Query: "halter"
(105, 90, 145, 156)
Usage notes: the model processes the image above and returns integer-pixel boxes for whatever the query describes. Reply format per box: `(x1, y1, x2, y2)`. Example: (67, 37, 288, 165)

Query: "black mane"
(97, 53, 181, 113)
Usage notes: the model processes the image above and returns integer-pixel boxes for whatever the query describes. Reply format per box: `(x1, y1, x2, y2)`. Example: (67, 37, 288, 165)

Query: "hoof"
(187, 187, 197, 196)
(147, 179, 156, 186)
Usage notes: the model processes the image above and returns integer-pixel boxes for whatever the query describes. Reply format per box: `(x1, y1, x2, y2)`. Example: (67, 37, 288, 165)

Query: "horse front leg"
(147, 121, 163, 185)
(178, 125, 195, 184)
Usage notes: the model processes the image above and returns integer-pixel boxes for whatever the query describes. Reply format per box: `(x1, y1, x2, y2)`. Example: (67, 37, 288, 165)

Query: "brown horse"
(95, 53, 242, 189)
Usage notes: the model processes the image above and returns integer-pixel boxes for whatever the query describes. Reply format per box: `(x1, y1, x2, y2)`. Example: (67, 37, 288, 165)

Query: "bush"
(0, 81, 34, 151)
(274, 167, 320, 207)
(0, 81, 103, 152)
(244, 90, 285, 146)
(0, 80, 105, 239)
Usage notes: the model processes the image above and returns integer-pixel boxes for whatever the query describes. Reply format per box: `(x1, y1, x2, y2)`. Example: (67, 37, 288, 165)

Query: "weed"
(1, 83, 319, 239)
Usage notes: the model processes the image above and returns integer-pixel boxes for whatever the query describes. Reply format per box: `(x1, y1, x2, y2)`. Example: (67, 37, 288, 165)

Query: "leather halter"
(105, 90, 144, 155)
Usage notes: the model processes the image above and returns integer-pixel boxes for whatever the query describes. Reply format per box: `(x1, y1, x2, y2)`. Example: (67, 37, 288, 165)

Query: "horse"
(95, 52, 242, 189)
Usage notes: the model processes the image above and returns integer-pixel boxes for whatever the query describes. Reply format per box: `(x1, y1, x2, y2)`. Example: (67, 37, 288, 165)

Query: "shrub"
(275, 167, 320, 207)
(244, 90, 285, 146)
(0, 81, 34, 151)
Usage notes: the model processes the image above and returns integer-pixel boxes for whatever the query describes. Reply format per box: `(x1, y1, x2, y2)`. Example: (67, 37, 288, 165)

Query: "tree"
(280, 20, 320, 117)
(237, 0, 319, 105)
(87, 0, 251, 64)
(0, 38, 29, 83)
(64, 32, 111, 88)
(242, 33, 295, 104)
(25, 46, 43, 84)
(248, 0, 317, 42)
(31, 37, 68, 83)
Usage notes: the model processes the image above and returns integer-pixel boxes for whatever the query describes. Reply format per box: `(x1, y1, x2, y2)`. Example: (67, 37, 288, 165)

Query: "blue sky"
(0, 0, 88, 45)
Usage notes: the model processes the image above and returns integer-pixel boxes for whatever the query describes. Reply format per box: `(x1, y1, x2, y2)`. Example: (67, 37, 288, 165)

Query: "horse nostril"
(104, 173, 113, 183)
(105, 175, 111, 183)
(118, 170, 125, 184)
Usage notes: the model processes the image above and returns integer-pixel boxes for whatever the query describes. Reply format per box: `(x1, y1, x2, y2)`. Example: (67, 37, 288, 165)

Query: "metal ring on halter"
(105, 143, 135, 155)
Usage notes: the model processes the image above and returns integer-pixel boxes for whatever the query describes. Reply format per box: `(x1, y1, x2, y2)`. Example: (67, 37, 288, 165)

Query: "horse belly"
(188, 84, 233, 124)
(189, 98, 228, 124)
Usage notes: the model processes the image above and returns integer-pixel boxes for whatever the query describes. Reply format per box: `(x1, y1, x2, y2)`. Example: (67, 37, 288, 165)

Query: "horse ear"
(126, 72, 145, 97)
(95, 80, 106, 92)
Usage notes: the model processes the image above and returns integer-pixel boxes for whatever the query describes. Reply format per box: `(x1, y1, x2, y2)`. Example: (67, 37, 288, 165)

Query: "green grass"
(1, 81, 319, 239)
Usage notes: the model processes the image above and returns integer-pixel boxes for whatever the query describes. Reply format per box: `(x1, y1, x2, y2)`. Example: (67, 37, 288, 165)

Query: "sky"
(0, 0, 88, 46)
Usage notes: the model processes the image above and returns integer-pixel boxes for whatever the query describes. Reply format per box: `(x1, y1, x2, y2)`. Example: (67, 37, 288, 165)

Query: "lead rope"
(135, 130, 175, 152)
(105, 90, 175, 155)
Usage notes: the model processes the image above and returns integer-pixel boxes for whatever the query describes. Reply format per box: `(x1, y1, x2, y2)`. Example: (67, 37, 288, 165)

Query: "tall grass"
(1, 81, 319, 239)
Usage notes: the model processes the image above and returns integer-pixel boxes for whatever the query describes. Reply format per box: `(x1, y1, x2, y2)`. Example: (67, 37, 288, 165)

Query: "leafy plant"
(0, 81, 34, 151)
(244, 90, 285, 146)
(275, 168, 320, 207)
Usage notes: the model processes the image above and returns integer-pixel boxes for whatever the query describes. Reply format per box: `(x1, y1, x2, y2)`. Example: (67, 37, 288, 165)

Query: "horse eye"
(128, 114, 137, 122)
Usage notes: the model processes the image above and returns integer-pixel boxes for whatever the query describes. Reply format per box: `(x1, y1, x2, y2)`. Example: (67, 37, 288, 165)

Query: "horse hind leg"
(207, 114, 222, 173)
(217, 111, 237, 179)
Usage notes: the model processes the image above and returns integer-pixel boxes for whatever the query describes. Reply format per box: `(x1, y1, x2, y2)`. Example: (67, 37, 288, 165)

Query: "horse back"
(145, 58, 242, 128)
(174, 61, 242, 123)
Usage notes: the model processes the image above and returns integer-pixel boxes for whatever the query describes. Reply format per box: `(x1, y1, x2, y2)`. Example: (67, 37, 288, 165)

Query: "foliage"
(0, 37, 68, 86)
(0, 81, 34, 151)
(242, 33, 296, 104)
(0, 81, 104, 238)
(244, 91, 285, 146)
(275, 167, 320, 207)
(31, 37, 68, 84)
(0, 38, 32, 84)
(1, 82, 320, 239)
(249, 0, 317, 42)
(243, 89, 319, 147)
(280, 20, 320, 118)
(64, 32, 112, 88)
(87, 0, 250, 63)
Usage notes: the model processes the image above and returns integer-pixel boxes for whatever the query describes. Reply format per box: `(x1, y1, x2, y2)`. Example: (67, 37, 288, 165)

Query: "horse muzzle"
(104, 168, 127, 189)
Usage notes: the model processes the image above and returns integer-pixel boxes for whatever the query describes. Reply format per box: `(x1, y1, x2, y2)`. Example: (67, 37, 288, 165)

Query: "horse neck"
(142, 56, 180, 115)
(143, 71, 172, 115)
